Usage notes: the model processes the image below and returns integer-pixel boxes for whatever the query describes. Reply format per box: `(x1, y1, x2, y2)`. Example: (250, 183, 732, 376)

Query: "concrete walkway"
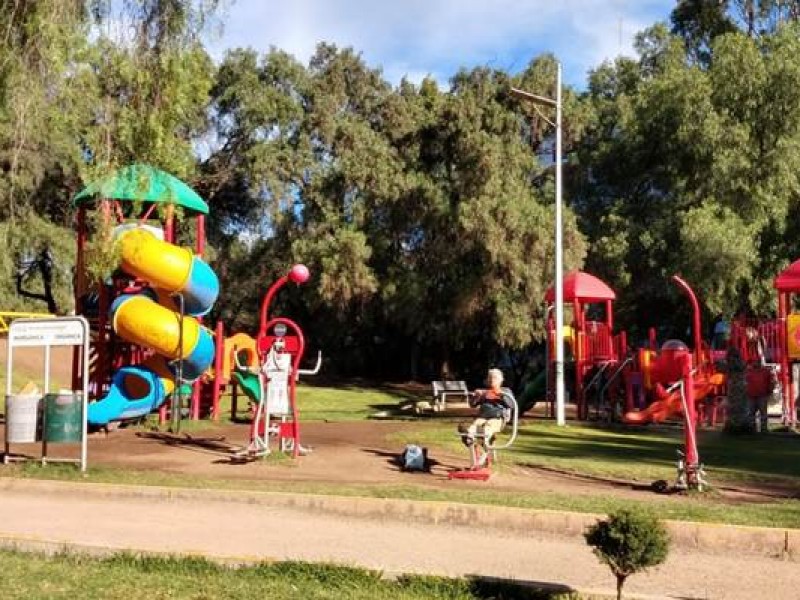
(0, 481, 796, 599)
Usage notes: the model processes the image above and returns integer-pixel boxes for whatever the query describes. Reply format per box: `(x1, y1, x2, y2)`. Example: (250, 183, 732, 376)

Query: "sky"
(209, 0, 676, 89)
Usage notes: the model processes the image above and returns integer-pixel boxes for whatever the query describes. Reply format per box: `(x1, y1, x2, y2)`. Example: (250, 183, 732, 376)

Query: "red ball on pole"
(289, 264, 310, 284)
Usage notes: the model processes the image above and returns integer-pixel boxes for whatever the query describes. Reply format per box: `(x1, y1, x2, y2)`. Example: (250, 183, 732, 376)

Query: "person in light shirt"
(461, 368, 515, 448)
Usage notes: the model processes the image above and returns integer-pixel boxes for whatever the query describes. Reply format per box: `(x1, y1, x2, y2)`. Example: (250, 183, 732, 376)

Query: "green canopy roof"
(73, 164, 209, 215)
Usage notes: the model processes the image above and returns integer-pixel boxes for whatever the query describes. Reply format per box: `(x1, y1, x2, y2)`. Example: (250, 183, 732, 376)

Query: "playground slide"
(87, 229, 219, 425)
(622, 377, 717, 425)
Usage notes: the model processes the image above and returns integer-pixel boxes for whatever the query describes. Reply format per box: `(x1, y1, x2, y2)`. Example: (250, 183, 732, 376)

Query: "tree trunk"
(440, 359, 451, 380)
(725, 349, 753, 434)
(616, 574, 626, 600)
(440, 345, 452, 380)
(745, 0, 755, 36)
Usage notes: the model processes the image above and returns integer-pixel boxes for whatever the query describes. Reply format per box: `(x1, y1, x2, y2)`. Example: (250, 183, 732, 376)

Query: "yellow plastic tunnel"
(119, 228, 219, 316)
(111, 294, 215, 380)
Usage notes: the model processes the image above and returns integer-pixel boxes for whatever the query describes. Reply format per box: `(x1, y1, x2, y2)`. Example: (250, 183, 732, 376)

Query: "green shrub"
(584, 509, 670, 600)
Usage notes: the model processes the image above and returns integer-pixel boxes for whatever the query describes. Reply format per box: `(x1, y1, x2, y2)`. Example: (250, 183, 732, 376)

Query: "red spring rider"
(244, 264, 321, 458)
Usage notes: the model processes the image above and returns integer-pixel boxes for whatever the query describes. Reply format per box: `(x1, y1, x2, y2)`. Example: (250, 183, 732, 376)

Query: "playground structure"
(203, 328, 260, 420)
(541, 272, 728, 427)
(230, 264, 321, 458)
(73, 165, 220, 427)
(720, 259, 800, 427)
(1, 163, 324, 453)
(539, 273, 718, 489)
(543, 272, 627, 421)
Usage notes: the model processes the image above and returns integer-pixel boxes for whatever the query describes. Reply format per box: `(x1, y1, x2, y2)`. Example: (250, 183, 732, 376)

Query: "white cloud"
(210, 0, 673, 87)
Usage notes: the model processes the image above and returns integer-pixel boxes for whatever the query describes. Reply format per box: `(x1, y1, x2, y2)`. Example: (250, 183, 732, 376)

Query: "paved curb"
(0, 477, 796, 561)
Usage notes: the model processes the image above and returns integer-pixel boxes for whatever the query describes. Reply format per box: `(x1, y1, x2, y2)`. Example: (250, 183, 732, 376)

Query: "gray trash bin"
(6, 394, 42, 443)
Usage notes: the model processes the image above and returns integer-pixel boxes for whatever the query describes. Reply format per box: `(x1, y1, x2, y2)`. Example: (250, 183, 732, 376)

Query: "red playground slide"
(623, 374, 723, 424)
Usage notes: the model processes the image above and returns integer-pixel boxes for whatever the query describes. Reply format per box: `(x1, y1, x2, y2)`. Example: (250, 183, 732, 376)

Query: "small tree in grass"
(584, 509, 670, 600)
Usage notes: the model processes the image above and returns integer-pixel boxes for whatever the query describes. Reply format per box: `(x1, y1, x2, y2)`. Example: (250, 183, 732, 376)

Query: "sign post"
(3, 317, 90, 472)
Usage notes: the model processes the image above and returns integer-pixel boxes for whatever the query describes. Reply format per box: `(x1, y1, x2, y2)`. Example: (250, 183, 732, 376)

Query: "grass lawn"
(295, 383, 417, 422)
(0, 551, 583, 600)
(201, 383, 417, 425)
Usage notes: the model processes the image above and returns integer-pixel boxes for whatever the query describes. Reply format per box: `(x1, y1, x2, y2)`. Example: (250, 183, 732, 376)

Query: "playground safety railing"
(598, 355, 633, 412)
(730, 318, 783, 364)
(584, 320, 615, 361)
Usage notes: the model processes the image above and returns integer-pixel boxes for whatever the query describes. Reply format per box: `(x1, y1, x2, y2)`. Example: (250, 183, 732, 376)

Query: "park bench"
(431, 380, 470, 411)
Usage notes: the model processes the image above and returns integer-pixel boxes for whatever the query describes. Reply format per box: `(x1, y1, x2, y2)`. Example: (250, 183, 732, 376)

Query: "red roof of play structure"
(774, 259, 800, 292)
(544, 271, 616, 303)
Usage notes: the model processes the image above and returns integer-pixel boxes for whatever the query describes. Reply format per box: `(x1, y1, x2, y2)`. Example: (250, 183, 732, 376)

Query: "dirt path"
(0, 484, 794, 600)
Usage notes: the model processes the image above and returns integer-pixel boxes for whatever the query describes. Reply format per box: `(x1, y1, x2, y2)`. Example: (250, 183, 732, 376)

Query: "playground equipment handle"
(598, 356, 633, 402)
(487, 394, 519, 451)
(584, 362, 612, 395)
(297, 351, 322, 377)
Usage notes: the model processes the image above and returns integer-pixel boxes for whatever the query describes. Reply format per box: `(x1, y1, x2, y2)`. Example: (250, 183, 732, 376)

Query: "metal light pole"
(511, 62, 565, 426)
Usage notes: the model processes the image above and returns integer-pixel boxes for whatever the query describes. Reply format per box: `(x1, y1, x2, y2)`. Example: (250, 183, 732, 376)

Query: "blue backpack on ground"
(401, 444, 428, 472)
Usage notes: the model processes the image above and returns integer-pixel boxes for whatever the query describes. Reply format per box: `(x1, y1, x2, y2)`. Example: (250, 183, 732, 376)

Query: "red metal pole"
(211, 320, 225, 420)
(165, 204, 175, 243)
(619, 331, 632, 412)
(624, 366, 634, 413)
(779, 292, 793, 425)
(190, 381, 201, 420)
(605, 299, 613, 333)
(573, 300, 583, 419)
(288, 324, 305, 458)
(196, 214, 205, 256)
(672, 275, 702, 367)
(679, 351, 699, 470)
(258, 275, 289, 340)
(73, 208, 88, 391)
(97, 268, 110, 397)
(545, 307, 554, 418)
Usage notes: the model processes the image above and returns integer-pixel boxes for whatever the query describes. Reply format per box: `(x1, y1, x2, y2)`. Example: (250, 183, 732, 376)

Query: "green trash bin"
(44, 392, 82, 443)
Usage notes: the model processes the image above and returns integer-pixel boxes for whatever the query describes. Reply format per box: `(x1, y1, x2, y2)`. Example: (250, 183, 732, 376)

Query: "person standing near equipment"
(461, 368, 515, 447)
(746, 363, 777, 434)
